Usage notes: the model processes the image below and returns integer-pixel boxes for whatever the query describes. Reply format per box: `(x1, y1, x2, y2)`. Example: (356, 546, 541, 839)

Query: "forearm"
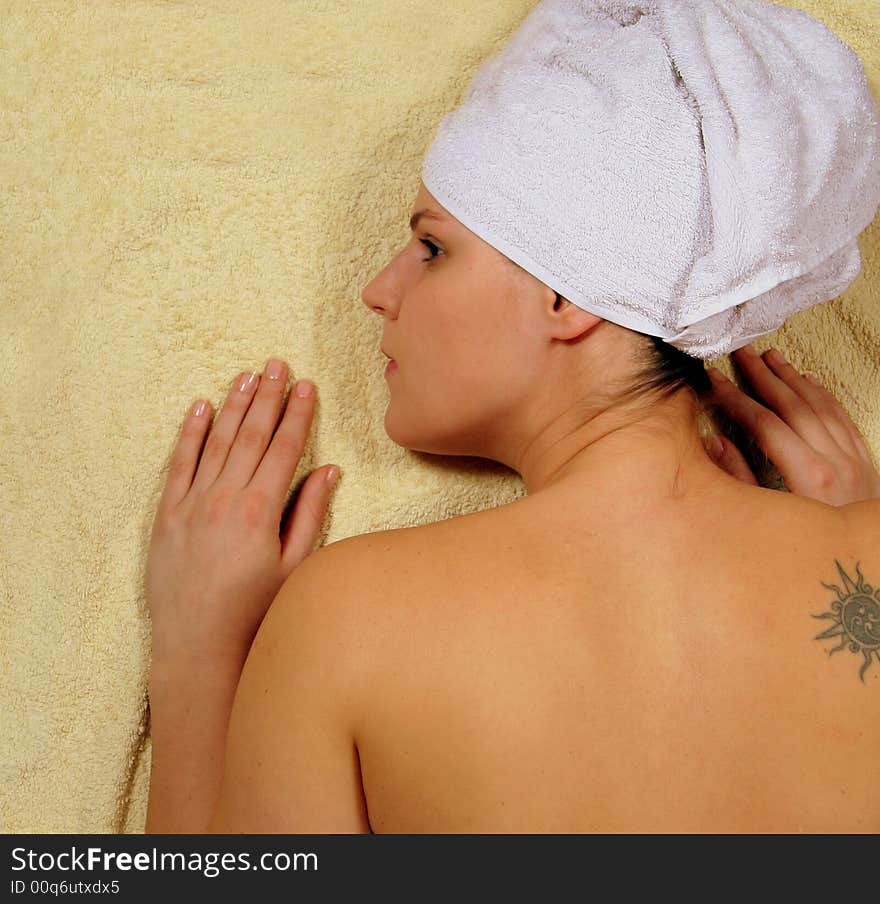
(145, 658, 246, 834)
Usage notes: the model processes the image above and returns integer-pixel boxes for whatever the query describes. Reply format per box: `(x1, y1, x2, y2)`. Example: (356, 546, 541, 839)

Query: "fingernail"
(765, 347, 783, 364)
(239, 372, 258, 393)
(192, 399, 206, 417)
(266, 358, 285, 380)
(295, 379, 314, 399)
(325, 466, 339, 485)
(804, 373, 820, 385)
(707, 367, 729, 384)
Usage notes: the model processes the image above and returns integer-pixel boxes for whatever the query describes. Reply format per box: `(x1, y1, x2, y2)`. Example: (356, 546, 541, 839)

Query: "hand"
(702, 343, 880, 505)
(145, 359, 340, 671)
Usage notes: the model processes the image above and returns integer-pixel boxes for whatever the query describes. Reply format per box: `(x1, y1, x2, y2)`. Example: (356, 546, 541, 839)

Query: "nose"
(361, 249, 411, 317)
(360, 273, 385, 316)
(361, 259, 400, 318)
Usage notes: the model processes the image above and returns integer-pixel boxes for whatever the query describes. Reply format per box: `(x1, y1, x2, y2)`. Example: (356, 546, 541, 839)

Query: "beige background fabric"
(1, 1, 877, 833)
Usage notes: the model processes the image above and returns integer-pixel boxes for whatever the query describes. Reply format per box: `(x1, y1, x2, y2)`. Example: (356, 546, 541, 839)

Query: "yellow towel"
(0, 1, 877, 833)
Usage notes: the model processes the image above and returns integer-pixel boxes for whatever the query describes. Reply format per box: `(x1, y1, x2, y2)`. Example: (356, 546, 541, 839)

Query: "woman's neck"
(516, 389, 720, 500)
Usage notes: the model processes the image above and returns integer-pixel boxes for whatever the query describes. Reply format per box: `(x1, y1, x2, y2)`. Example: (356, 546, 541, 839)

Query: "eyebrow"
(409, 209, 446, 232)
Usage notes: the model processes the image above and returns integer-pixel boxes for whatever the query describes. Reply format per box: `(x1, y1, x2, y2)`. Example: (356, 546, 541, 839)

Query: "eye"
(419, 238, 443, 262)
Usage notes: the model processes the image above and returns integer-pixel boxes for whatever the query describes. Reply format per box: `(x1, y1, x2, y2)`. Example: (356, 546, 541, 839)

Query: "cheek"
(395, 295, 530, 400)
(405, 346, 524, 417)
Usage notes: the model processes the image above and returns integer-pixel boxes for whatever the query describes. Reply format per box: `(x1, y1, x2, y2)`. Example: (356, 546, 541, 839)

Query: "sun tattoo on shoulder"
(812, 560, 880, 683)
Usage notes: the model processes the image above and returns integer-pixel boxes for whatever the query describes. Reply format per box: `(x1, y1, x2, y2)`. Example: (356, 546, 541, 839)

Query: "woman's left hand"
(703, 344, 880, 505)
(145, 359, 339, 672)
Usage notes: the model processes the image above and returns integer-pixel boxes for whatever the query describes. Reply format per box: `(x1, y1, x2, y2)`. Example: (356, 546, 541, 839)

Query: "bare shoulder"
(284, 516, 489, 716)
(299, 510, 497, 592)
(296, 508, 501, 628)
(836, 496, 880, 591)
(841, 497, 880, 538)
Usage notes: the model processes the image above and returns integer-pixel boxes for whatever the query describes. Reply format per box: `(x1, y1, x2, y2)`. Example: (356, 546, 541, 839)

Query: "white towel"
(421, 0, 880, 359)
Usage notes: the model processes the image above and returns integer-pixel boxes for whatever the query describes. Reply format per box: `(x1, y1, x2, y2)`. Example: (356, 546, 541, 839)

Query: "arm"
(144, 359, 339, 833)
(145, 654, 246, 834)
(206, 542, 373, 833)
(146, 540, 372, 835)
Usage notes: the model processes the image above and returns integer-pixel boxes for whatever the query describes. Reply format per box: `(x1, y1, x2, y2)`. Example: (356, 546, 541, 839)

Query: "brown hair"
(626, 333, 713, 404)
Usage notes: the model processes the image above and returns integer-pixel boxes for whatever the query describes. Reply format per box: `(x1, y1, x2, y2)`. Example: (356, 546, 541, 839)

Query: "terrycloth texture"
(422, 0, 880, 359)
(0, 1, 877, 834)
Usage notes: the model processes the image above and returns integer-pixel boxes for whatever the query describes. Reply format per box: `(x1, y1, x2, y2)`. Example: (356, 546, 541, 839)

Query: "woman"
(145, 1, 880, 833)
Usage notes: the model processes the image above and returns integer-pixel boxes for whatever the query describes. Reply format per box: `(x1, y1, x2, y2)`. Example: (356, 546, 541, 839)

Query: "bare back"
(351, 484, 880, 832)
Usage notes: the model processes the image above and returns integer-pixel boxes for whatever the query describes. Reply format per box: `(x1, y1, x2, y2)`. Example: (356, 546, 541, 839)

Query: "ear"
(550, 292, 605, 341)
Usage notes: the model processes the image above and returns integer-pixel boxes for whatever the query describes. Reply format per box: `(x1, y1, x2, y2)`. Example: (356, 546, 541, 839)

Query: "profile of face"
(360, 181, 604, 461)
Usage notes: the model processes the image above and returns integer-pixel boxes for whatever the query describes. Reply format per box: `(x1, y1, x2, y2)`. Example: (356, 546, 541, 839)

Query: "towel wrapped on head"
(421, 0, 880, 360)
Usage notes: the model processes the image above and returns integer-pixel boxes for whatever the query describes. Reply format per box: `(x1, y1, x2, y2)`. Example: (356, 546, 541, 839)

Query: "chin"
(383, 405, 437, 453)
(383, 406, 425, 451)
(384, 407, 479, 457)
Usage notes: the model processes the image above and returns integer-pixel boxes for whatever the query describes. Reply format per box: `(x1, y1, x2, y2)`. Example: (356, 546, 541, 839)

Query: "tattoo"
(813, 559, 880, 683)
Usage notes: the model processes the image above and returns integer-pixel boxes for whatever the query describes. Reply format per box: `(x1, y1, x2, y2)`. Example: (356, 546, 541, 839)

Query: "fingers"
(249, 372, 321, 505)
(220, 358, 291, 488)
(189, 370, 262, 493)
(706, 363, 819, 487)
(757, 347, 871, 464)
(797, 371, 876, 467)
(704, 434, 759, 485)
(279, 466, 340, 571)
(157, 397, 214, 516)
(728, 344, 841, 458)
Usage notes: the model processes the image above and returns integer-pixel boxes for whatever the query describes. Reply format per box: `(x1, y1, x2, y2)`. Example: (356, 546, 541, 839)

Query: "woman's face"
(361, 181, 559, 458)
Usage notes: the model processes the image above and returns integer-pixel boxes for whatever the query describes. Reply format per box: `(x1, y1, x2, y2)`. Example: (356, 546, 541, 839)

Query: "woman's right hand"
(702, 342, 880, 506)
